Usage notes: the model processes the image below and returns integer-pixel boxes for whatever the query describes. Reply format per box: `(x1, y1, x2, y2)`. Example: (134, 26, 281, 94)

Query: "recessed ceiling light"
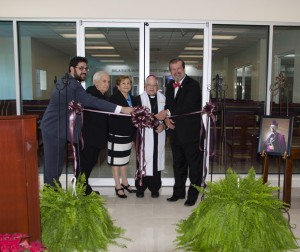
(85, 34, 106, 39)
(178, 55, 203, 58)
(91, 54, 120, 57)
(60, 34, 105, 39)
(184, 47, 219, 51)
(184, 47, 203, 50)
(193, 35, 237, 40)
(284, 54, 295, 57)
(185, 61, 201, 63)
(60, 34, 76, 38)
(86, 46, 114, 50)
(100, 60, 125, 63)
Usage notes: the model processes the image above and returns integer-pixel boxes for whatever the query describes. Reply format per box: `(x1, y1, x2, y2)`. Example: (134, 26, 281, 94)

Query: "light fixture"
(184, 47, 203, 50)
(284, 54, 295, 57)
(100, 60, 125, 63)
(86, 46, 114, 50)
(178, 55, 203, 58)
(185, 61, 201, 64)
(91, 54, 120, 57)
(193, 34, 237, 40)
(184, 47, 219, 51)
(60, 34, 105, 39)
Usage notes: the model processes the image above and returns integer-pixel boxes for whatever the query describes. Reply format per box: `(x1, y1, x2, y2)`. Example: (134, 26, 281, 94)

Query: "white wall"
(31, 39, 70, 99)
(1, 0, 300, 23)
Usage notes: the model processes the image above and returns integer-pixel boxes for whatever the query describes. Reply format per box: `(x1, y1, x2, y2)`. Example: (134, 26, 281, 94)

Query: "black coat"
(82, 85, 108, 148)
(165, 75, 202, 145)
(41, 74, 117, 143)
(108, 89, 138, 139)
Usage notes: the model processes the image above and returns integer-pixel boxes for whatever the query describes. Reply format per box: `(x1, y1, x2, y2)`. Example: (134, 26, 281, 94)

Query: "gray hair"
(93, 71, 109, 83)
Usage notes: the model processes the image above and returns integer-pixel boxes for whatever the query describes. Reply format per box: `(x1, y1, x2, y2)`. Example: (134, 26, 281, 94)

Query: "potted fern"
(40, 176, 128, 252)
(175, 168, 299, 252)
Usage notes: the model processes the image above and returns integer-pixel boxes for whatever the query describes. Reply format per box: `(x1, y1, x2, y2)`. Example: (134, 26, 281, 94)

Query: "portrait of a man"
(263, 120, 286, 153)
(258, 116, 293, 156)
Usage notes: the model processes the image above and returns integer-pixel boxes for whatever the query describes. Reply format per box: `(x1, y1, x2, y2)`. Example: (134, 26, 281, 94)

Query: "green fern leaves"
(175, 168, 299, 252)
(40, 176, 127, 252)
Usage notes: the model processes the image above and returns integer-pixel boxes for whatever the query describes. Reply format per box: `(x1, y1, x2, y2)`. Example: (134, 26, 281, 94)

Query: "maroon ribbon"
(201, 102, 216, 187)
(68, 100, 84, 177)
(131, 106, 160, 185)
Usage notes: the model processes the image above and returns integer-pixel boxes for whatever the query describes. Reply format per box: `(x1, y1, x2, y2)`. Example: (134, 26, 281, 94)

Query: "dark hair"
(69, 56, 88, 71)
(169, 58, 185, 70)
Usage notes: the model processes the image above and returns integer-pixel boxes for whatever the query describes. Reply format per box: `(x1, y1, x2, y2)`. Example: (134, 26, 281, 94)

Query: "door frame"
(78, 20, 211, 187)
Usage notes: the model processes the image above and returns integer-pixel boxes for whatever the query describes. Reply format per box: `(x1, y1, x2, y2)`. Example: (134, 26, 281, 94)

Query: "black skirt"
(107, 134, 132, 166)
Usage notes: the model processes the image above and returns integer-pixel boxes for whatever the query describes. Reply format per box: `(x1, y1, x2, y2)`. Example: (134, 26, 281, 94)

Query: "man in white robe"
(135, 75, 166, 198)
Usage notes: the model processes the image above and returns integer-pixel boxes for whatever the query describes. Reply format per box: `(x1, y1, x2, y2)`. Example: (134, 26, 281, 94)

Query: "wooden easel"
(261, 150, 288, 202)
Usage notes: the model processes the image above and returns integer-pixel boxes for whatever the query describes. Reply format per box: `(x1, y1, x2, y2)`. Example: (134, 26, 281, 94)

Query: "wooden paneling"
(0, 115, 40, 241)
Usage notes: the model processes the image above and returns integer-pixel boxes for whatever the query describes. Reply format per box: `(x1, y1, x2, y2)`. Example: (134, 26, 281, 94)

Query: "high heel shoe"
(115, 188, 127, 198)
(121, 183, 137, 193)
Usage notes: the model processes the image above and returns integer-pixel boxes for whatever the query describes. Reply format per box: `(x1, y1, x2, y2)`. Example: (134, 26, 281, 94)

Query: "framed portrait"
(258, 116, 293, 156)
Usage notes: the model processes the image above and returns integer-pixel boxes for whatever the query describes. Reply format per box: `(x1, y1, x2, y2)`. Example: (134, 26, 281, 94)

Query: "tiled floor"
(88, 186, 300, 252)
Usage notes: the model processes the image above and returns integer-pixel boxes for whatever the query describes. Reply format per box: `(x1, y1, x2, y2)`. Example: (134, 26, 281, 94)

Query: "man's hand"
(165, 118, 175, 129)
(121, 106, 134, 114)
(155, 123, 165, 133)
(155, 110, 168, 120)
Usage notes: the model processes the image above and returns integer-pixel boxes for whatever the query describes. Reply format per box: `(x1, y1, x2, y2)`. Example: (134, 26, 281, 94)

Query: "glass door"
(145, 22, 209, 185)
(79, 21, 209, 186)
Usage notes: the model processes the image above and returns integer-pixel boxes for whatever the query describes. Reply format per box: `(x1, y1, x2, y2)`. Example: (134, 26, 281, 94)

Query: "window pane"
(150, 27, 204, 179)
(18, 21, 76, 176)
(18, 21, 76, 113)
(85, 27, 140, 96)
(272, 26, 300, 119)
(84, 26, 140, 179)
(0, 21, 16, 115)
(211, 24, 269, 174)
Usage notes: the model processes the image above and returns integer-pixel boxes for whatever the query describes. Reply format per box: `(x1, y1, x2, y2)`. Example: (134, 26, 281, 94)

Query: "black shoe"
(136, 191, 144, 198)
(85, 184, 100, 196)
(121, 183, 137, 193)
(167, 195, 185, 202)
(115, 188, 127, 198)
(184, 199, 196, 206)
(92, 190, 100, 195)
(151, 192, 159, 198)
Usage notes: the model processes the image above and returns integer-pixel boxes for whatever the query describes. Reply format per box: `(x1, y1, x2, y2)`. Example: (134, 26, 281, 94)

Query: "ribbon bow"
(131, 106, 160, 186)
(68, 100, 84, 195)
(173, 82, 180, 89)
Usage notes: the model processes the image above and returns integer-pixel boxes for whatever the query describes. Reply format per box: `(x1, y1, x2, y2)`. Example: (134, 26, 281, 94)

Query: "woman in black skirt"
(108, 76, 138, 198)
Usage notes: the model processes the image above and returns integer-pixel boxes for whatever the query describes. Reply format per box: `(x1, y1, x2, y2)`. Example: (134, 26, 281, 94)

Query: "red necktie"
(173, 82, 180, 89)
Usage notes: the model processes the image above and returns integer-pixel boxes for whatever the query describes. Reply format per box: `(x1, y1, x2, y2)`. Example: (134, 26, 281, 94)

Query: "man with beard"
(41, 56, 133, 187)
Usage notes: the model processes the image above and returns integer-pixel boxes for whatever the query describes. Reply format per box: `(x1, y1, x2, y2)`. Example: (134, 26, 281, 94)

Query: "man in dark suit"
(41, 56, 133, 187)
(155, 58, 203, 206)
(79, 71, 111, 195)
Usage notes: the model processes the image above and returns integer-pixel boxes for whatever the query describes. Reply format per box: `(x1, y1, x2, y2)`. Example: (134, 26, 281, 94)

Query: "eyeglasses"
(75, 66, 89, 71)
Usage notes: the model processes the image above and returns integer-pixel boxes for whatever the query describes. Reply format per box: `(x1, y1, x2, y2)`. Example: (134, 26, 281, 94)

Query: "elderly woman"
(108, 75, 138, 198)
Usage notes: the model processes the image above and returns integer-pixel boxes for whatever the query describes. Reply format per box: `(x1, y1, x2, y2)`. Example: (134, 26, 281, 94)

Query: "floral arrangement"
(40, 175, 128, 252)
(175, 168, 299, 252)
(0, 233, 46, 251)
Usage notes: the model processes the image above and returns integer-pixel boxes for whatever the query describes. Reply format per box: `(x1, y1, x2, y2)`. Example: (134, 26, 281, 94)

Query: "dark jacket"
(165, 75, 202, 145)
(41, 74, 116, 143)
(108, 89, 138, 139)
(82, 85, 109, 148)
